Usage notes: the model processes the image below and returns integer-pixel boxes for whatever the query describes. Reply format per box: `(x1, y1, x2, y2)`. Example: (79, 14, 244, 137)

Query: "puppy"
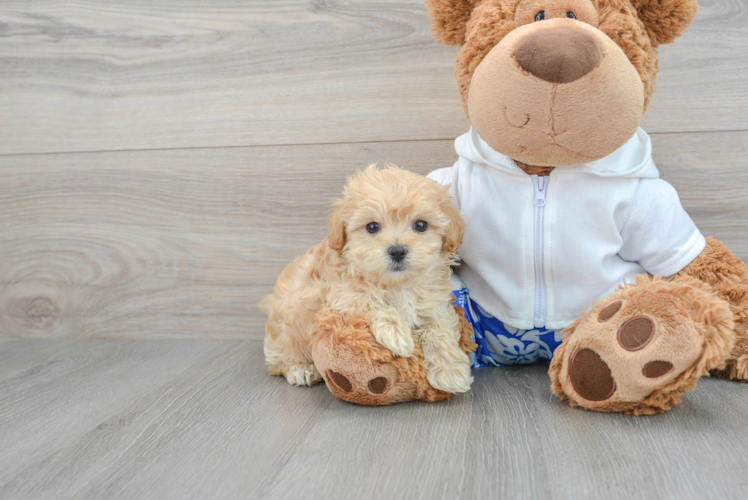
(261, 165, 473, 394)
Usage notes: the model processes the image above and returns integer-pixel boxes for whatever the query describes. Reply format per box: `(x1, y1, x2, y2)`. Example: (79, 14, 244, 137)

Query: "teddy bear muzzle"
(467, 17, 645, 168)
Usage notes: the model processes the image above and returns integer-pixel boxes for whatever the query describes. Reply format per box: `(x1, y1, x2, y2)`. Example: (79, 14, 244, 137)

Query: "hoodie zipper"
(533, 175, 548, 328)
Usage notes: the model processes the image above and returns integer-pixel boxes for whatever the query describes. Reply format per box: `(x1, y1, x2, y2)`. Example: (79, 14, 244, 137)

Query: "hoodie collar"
(456, 127, 659, 179)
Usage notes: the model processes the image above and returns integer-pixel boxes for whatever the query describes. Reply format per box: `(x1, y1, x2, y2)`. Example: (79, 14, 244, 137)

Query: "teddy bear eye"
(534, 11, 545, 22)
(366, 222, 380, 234)
(413, 220, 428, 233)
(566, 11, 576, 19)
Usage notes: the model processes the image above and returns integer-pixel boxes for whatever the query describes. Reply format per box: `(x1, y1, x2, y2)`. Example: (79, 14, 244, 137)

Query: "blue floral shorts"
(453, 288, 565, 368)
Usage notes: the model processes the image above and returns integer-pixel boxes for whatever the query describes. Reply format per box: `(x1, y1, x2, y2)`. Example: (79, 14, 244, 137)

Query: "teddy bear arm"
(309, 310, 441, 405)
(671, 236, 748, 380)
(309, 303, 475, 406)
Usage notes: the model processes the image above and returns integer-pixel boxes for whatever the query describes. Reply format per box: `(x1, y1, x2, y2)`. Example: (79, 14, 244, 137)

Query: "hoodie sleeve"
(619, 178, 706, 277)
(427, 163, 461, 210)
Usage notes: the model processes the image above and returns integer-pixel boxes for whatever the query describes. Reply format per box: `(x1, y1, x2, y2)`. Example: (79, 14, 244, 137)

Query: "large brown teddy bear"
(312, 0, 748, 413)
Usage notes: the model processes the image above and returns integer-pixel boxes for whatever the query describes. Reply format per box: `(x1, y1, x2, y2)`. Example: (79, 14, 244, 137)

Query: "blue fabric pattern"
(452, 288, 565, 368)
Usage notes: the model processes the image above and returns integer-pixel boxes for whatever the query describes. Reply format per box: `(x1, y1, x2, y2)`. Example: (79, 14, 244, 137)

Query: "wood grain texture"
(0, 339, 238, 491)
(1, 339, 746, 499)
(0, 340, 334, 500)
(1, 132, 746, 339)
(1, 1, 746, 497)
(527, 372, 748, 499)
(0, 0, 465, 155)
(0, 0, 746, 155)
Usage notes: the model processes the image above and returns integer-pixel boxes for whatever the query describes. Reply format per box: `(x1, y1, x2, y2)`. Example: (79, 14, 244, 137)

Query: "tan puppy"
(261, 165, 473, 394)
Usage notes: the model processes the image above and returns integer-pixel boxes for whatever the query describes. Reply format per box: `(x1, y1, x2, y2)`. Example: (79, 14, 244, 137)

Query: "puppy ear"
(328, 204, 347, 252)
(426, 0, 481, 45)
(633, 0, 698, 47)
(441, 200, 465, 253)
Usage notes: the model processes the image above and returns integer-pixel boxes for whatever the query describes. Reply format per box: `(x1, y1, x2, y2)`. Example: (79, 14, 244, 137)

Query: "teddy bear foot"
(549, 275, 735, 415)
(711, 354, 748, 382)
(309, 310, 447, 405)
(308, 304, 476, 406)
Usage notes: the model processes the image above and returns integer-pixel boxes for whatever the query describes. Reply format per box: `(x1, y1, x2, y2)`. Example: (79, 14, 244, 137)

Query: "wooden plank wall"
(1, 0, 747, 339)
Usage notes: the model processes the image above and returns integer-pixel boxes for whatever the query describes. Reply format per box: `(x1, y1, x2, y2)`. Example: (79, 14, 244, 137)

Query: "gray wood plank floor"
(1, 0, 747, 155)
(1, 132, 747, 340)
(1, 339, 746, 500)
(2, 1, 748, 498)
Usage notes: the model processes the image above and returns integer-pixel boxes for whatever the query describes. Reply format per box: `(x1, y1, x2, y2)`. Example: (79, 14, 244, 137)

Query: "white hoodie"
(428, 128, 705, 331)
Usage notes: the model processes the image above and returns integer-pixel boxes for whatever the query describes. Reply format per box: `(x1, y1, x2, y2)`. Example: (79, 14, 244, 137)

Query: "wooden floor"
(1, 339, 746, 500)
(1, 1, 748, 499)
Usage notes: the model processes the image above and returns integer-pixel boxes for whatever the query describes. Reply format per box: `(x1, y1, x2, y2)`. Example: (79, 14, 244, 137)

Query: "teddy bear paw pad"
(617, 316, 655, 351)
(569, 348, 616, 402)
(327, 370, 353, 392)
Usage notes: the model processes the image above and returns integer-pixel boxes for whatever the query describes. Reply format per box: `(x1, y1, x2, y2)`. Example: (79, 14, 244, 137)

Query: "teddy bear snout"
(515, 28, 602, 84)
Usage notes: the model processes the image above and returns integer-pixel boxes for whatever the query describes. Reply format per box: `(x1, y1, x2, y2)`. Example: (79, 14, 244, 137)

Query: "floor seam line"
(2, 128, 746, 158)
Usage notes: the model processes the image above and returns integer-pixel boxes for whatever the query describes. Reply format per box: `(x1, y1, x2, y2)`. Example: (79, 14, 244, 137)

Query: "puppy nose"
(388, 245, 408, 263)
(515, 28, 602, 84)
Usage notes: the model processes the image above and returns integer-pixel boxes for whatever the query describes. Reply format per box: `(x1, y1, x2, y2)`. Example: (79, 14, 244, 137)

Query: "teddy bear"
(311, 0, 748, 413)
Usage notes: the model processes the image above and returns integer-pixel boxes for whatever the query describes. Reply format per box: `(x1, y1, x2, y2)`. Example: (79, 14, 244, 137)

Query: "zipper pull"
(534, 176, 548, 207)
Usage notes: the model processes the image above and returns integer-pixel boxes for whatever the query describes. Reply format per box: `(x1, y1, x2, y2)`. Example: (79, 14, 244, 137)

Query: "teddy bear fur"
(423, 0, 748, 414)
(429, 0, 698, 112)
(550, 237, 748, 415)
(311, 302, 477, 405)
(309, 0, 748, 412)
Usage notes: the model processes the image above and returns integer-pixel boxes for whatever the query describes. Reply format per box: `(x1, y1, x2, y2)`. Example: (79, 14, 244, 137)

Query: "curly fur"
(262, 165, 473, 395)
(632, 0, 698, 46)
(675, 237, 748, 381)
(426, 0, 482, 45)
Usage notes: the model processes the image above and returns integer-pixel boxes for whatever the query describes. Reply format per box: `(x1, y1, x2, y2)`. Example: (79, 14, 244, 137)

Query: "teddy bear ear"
(633, 0, 699, 47)
(425, 0, 482, 45)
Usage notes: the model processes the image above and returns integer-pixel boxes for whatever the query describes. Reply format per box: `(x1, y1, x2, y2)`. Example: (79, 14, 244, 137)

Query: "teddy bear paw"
(550, 276, 734, 414)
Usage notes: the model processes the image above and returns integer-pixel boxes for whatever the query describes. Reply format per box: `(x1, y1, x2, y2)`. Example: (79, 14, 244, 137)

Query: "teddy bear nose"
(388, 245, 408, 263)
(515, 28, 602, 84)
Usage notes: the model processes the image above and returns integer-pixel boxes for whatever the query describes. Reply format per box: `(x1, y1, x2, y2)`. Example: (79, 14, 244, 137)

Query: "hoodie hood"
(455, 127, 660, 180)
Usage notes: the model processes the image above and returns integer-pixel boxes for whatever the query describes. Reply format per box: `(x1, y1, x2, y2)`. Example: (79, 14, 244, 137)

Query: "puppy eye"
(413, 220, 428, 233)
(534, 11, 545, 21)
(366, 222, 380, 234)
(566, 11, 576, 19)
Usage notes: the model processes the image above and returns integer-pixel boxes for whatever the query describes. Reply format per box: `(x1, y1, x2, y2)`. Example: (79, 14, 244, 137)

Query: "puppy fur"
(261, 165, 473, 394)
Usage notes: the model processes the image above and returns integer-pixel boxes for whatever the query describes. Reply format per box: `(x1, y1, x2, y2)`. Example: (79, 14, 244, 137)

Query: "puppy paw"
(373, 319, 415, 357)
(426, 357, 473, 394)
(285, 363, 322, 386)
